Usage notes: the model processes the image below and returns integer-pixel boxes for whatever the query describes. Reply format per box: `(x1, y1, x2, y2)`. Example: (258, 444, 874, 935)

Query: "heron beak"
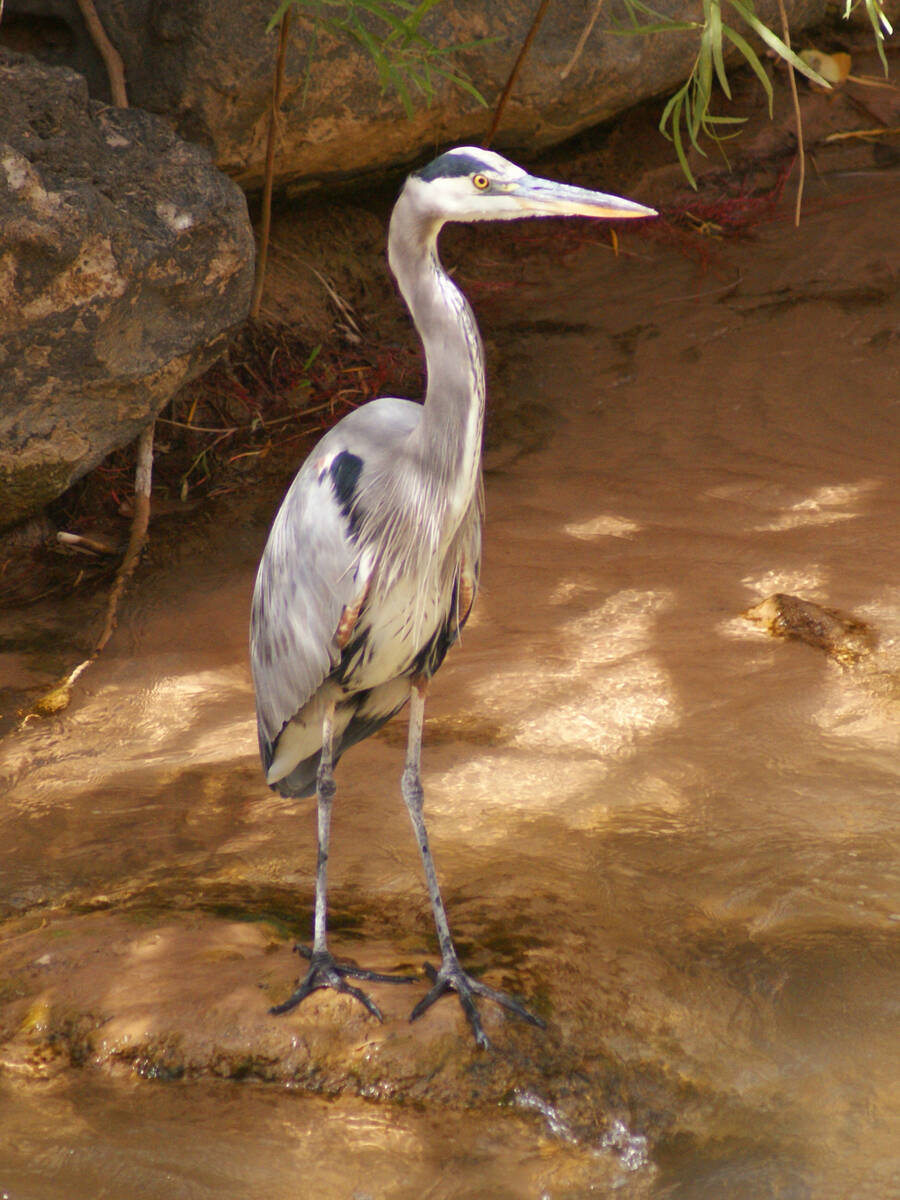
(511, 175, 656, 221)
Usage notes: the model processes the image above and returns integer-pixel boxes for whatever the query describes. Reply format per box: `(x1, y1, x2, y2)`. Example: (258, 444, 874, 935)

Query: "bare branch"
(561, 0, 606, 80)
(776, 0, 805, 226)
(251, 10, 292, 320)
(94, 422, 154, 655)
(483, 0, 553, 147)
(74, 0, 128, 106)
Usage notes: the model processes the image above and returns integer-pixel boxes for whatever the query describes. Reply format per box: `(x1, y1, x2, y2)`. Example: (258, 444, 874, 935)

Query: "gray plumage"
(249, 146, 654, 1047)
(252, 396, 478, 796)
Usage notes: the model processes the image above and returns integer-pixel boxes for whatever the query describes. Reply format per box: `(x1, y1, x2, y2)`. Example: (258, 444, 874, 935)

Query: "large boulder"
(2, 0, 830, 191)
(0, 50, 254, 530)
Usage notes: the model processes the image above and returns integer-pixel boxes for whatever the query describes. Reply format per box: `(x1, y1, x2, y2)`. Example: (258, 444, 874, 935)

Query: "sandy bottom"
(1, 116, 899, 1198)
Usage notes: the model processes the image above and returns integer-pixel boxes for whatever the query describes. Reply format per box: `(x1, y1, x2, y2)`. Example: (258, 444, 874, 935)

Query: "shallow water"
(1, 1074, 654, 1200)
(2, 170, 900, 1198)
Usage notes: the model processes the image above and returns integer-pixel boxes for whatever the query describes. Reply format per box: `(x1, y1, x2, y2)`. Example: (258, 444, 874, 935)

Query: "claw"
(270, 945, 417, 1021)
(410, 955, 545, 1049)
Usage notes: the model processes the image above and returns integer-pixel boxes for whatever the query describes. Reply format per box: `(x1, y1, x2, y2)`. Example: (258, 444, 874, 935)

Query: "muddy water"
(2, 169, 900, 1198)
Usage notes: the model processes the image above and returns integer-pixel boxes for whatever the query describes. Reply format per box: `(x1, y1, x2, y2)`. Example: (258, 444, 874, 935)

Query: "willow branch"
(93, 423, 154, 655)
(26, 421, 155, 721)
(74, 1, 157, 655)
(483, 0, 553, 147)
(561, 0, 606, 80)
(251, 9, 292, 319)
(74, 0, 128, 106)
(776, 0, 805, 226)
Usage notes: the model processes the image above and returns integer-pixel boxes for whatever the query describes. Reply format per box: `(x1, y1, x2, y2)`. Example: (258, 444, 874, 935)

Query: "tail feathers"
(270, 758, 318, 799)
(267, 701, 408, 799)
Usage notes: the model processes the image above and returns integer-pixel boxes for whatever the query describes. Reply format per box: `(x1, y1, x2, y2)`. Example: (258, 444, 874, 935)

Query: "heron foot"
(410, 955, 545, 1050)
(270, 944, 418, 1022)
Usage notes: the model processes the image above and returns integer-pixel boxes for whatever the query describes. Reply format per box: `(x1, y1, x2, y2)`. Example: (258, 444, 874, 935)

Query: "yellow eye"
(472, 173, 490, 191)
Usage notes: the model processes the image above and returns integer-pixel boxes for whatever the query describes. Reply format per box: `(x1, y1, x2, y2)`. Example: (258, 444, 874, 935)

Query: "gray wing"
(250, 397, 421, 762)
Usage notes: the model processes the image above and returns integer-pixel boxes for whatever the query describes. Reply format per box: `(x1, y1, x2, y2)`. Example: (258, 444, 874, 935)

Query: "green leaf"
(621, 0, 699, 26)
(351, 0, 411, 24)
(697, 23, 714, 109)
(389, 66, 416, 114)
(406, 0, 444, 36)
(347, 18, 394, 89)
(859, 0, 891, 72)
(267, 0, 296, 32)
(419, 36, 498, 56)
(303, 344, 323, 371)
(721, 23, 774, 114)
(613, 19, 701, 34)
(659, 80, 686, 132)
(430, 64, 489, 106)
(726, 0, 831, 86)
(659, 84, 698, 188)
(671, 97, 698, 189)
(706, 0, 731, 98)
(269, 0, 558, 119)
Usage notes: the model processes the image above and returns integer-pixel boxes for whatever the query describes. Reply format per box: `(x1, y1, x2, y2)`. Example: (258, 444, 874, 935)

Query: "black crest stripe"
(414, 152, 488, 182)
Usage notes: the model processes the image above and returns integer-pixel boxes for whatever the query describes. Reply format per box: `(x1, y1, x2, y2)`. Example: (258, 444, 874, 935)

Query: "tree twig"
(94, 422, 154, 655)
(776, 0, 804, 226)
(74, 0, 127, 106)
(560, 0, 606, 80)
(483, 0, 553, 147)
(57, 531, 121, 555)
(825, 124, 900, 141)
(250, 9, 292, 320)
(24, 423, 155, 723)
(74, 2, 159, 654)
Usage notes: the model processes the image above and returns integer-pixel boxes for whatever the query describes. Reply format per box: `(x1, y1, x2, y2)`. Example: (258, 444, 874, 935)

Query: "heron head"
(405, 146, 656, 225)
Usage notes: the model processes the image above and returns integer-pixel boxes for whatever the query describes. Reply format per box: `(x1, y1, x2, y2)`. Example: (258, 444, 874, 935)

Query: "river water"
(1, 168, 899, 1198)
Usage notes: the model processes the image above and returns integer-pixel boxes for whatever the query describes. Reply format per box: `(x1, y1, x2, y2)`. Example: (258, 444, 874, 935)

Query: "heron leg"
(270, 700, 416, 1022)
(401, 680, 545, 1050)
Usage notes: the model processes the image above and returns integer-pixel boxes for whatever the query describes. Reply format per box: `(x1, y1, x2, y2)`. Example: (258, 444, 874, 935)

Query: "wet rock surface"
(0, 50, 254, 529)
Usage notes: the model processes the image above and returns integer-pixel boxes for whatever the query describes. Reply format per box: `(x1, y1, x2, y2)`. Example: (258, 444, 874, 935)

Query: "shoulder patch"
(329, 450, 364, 538)
(330, 450, 363, 509)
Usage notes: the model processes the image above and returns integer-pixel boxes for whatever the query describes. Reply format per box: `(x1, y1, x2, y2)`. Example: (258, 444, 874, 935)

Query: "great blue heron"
(251, 146, 655, 1048)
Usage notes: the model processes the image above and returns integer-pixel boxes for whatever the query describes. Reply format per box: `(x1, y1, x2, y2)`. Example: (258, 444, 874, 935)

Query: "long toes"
(271, 947, 393, 1020)
(410, 970, 490, 1048)
(468, 978, 546, 1028)
(269, 975, 316, 1015)
(410, 959, 541, 1046)
(341, 965, 419, 985)
(456, 984, 491, 1050)
(334, 978, 385, 1021)
(295, 943, 417, 985)
(409, 975, 447, 1023)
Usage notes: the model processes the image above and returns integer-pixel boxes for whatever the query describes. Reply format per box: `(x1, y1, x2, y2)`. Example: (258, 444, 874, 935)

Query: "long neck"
(388, 192, 485, 524)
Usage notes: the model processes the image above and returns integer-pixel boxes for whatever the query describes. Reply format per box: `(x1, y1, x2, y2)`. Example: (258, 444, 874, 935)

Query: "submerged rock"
(0, 50, 254, 529)
(0, 906, 593, 1109)
(743, 593, 876, 665)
